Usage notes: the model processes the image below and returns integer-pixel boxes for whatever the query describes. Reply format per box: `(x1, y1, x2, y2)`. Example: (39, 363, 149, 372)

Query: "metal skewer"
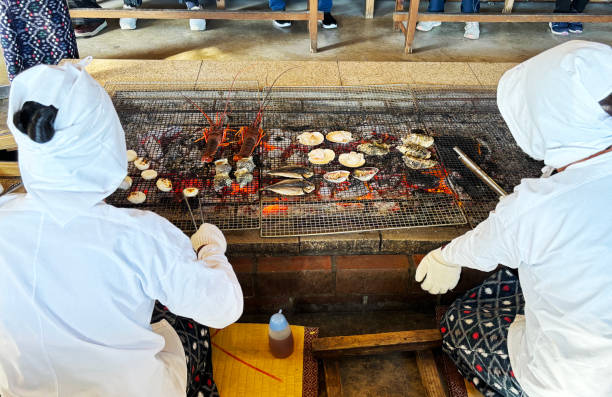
(0, 181, 23, 198)
(453, 146, 508, 198)
(197, 197, 205, 225)
(183, 196, 199, 232)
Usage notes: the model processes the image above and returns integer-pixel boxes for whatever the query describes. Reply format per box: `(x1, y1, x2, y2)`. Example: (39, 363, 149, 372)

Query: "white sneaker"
(416, 21, 441, 32)
(464, 22, 480, 39)
(189, 6, 206, 31)
(119, 5, 137, 30)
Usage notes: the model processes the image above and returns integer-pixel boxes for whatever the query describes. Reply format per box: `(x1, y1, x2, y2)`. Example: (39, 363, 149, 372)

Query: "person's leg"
(270, 0, 290, 27)
(318, 0, 337, 28)
(152, 302, 219, 397)
(567, 0, 588, 32)
(67, 0, 105, 27)
(440, 269, 526, 397)
(460, 0, 480, 39)
(120, 0, 141, 30)
(416, 0, 443, 31)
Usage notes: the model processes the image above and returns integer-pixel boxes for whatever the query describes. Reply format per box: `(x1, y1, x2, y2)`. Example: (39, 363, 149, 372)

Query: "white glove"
(415, 248, 461, 294)
(190, 223, 227, 256)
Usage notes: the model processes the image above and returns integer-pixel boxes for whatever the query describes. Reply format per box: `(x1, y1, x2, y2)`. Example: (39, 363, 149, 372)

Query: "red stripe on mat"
(212, 341, 283, 383)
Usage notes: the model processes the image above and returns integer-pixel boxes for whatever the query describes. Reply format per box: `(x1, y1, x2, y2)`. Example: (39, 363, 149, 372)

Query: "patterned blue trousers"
(152, 302, 219, 397)
(440, 270, 527, 397)
(0, 0, 79, 81)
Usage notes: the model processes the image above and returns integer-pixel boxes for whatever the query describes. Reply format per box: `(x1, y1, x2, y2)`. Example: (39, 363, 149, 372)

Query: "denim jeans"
(269, 0, 332, 13)
(554, 0, 588, 12)
(427, 0, 479, 13)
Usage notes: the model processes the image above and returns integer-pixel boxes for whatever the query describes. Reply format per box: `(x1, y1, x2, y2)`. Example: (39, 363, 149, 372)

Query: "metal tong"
(453, 147, 508, 198)
(0, 181, 23, 198)
(182, 194, 206, 232)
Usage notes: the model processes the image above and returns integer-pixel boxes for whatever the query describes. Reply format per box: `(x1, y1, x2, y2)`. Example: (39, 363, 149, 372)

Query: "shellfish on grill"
(127, 191, 146, 204)
(402, 132, 434, 148)
(402, 155, 437, 169)
(326, 130, 353, 144)
(213, 173, 232, 192)
(297, 131, 324, 146)
(308, 148, 335, 165)
(323, 170, 350, 184)
(183, 187, 199, 197)
(126, 150, 138, 162)
(234, 168, 253, 188)
(357, 141, 390, 156)
(353, 167, 379, 182)
(268, 165, 314, 179)
(236, 157, 255, 173)
(119, 176, 133, 190)
(214, 158, 232, 174)
(338, 151, 365, 168)
(134, 157, 151, 171)
(141, 169, 158, 180)
(263, 179, 315, 196)
(397, 143, 431, 159)
(156, 178, 173, 192)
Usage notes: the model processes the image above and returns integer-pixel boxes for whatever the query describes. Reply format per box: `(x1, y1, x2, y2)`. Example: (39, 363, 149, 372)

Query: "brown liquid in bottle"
(269, 329, 294, 358)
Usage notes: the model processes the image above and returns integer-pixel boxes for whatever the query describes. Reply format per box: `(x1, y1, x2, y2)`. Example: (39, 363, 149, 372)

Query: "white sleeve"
(440, 198, 521, 272)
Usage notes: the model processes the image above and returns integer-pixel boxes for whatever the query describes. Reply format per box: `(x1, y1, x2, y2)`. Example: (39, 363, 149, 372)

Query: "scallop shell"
(338, 152, 366, 168)
(134, 157, 151, 171)
(326, 130, 353, 144)
(127, 191, 146, 204)
(156, 178, 173, 192)
(141, 169, 158, 180)
(323, 170, 350, 183)
(297, 131, 324, 146)
(183, 187, 199, 197)
(126, 150, 138, 162)
(353, 167, 379, 182)
(308, 148, 336, 165)
(119, 176, 133, 190)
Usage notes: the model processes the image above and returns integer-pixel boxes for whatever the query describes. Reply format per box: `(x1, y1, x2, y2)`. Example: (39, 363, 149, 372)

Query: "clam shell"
(326, 130, 353, 144)
(119, 176, 133, 190)
(141, 169, 158, 180)
(297, 131, 324, 146)
(127, 191, 146, 204)
(308, 148, 336, 165)
(338, 152, 365, 168)
(126, 150, 138, 162)
(323, 170, 350, 183)
(183, 187, 199, 197)
(353, 167, 379, 181)
(134, 157, 150, 171)
(156, 178, 173, 192)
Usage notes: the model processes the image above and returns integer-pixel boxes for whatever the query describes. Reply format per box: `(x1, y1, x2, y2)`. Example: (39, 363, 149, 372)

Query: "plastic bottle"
(268, 310, 294, 358)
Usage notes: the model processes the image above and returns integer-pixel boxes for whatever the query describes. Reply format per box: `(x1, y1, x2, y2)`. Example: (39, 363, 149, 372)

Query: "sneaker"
(320, 12, 337, 29)
(273, 20, 291, 28)
(189, 5, 206, 30)
(416, 21, 441, 32)
(119, 5, 137, 30)
(568, 22, 583, 33)
(549, 22, 569, 35)
(464, 22, 480, 39)
(74, 20, 107, 37)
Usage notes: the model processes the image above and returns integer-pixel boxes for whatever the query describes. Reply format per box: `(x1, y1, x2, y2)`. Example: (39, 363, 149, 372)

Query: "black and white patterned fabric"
(151, 302, 220, 397)
(0, 0, 79, 81)
(440, 270, 527, 397)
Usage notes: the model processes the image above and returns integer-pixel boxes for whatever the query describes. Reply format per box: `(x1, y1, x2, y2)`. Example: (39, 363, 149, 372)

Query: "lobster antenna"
(260, 66, 301, 111)
(223, 63, 260, 115)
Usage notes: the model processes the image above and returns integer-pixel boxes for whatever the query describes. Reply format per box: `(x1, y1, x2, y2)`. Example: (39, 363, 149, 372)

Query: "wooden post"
(309, 0, 318, 53)
(324, 360, 343, 397)
(404, 0, 421, 54)
(365, 0, 375, 19)
(216, 0, 226, 9)
(394, 0, 404, 30)
(416, 350, 446, 397)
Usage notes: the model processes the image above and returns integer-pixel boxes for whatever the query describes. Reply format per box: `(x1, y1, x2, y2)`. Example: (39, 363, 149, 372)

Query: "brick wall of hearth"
(229, 254, 495, 314)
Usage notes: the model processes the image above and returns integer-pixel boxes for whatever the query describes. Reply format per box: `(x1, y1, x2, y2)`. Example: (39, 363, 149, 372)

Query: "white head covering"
(8, 60, 127, 226)
(497, 40, 612, 170)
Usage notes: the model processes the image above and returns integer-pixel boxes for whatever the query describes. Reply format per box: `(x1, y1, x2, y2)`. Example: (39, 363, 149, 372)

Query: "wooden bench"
(69, 2, 323, 53)
(392, 0, 612, 54)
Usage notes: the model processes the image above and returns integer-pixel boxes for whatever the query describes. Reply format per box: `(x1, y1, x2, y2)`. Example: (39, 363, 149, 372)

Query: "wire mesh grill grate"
(103, 83, 542, 236)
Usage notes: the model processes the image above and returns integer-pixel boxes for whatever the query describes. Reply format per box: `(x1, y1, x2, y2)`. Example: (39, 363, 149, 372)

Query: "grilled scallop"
(141, 169, 158, 180)
(119, 176, 133, 190)
(326, 130, 352, 144)
(353, 167, 379, 182)
(338, 152, 365, 168)
(323, 170, 350, 183)
(156, 178, 173, 192)
(183, 187, 199, 197)
(126, 150, 138, 162)
(127, 191, 146, 204)
(308, 148, 336, 165)
(297, 131, 324, 146)
(134, 157, 151, 171)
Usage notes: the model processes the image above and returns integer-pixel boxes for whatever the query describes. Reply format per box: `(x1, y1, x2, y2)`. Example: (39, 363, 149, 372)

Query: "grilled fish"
(402, 155, 437, 169)
(263, 179, 315, 196)
(268, 165, 314, 179)
(357, 141, 390, 156)
(401, 133, 434, 148)
(234, 168, 253, 188)
(397, 143, 431, 159)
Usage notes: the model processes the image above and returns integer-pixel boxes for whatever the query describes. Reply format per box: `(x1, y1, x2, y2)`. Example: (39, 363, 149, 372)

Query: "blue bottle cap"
(269, 310, 289, 332)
